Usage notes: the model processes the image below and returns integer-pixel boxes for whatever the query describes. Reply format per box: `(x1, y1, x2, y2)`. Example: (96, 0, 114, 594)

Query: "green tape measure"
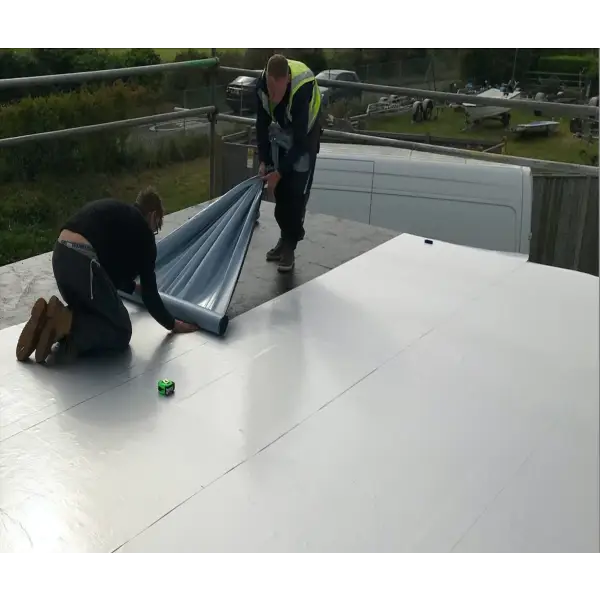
(158, 379, 175, 396)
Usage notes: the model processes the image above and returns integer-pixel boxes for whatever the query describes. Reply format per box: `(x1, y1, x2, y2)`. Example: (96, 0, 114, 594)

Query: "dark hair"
(136, 186, 164, 232)
(266, 54, 289, 80)
(135, 186, 164, 217)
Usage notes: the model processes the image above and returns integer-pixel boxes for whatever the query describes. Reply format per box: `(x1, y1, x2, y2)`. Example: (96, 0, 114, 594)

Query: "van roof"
(319, 142, 527, 171)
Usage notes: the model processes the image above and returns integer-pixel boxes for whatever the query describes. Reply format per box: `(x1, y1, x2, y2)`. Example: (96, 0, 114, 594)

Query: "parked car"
(226, 76, 258, 114)
(315, 70, 362, 106)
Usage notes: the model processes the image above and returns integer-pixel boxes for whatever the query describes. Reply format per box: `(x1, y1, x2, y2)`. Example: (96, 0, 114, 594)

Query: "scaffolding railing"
(0, 57, 220, 91)
(218, 66, 600, 120)
(0, 53, 598, 191)
(217, 113, 599, 176)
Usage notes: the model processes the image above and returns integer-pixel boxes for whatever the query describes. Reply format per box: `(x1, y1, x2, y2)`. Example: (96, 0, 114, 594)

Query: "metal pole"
(216, 112, 600, 176)
(511, 49, 519, 84)
(218, 65, 599, 119)
(0, 106, 216, 149)
(429, 50, 436, 91)
(0, 58, 220, 91)
(209, 49, 218, 199)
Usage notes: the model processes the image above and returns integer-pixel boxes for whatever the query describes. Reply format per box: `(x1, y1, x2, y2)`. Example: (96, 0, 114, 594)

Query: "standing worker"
(16, 187, 198, 364)
(255, 54, 322, 273)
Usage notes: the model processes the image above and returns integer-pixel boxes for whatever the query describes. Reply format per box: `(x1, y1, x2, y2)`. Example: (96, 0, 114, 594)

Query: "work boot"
(277, 243, 295, 273)
(16, 298, 49, 362)
(266, 238, 284, 262)
(35, 296, 73, 364)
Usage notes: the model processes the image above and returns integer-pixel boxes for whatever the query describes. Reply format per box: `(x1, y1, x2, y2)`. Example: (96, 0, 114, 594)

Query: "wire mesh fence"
(177, 54, 461, 118)
(0, 54, 447, 269)
(0, 120, 220, 268)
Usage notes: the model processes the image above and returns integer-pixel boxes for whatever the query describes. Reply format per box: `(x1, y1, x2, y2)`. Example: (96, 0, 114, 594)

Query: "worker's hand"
(258, 162, 266, 177)
(134, 282, 142, 295)
(172, 320, 199, 334)
(262, 170, 281, 194)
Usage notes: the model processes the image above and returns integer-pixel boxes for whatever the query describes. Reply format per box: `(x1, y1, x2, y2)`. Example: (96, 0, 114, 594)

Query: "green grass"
(0, 158, 210, 267)
(367, 106, 595, 165)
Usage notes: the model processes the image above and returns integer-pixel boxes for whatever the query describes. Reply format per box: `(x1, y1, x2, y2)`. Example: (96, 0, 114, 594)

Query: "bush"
(0, 49, 165, 104)
(118, 48, 164, 90)
(0, 49, 45, 103)
(327, 49, 364, 70)
(282, 49, 328, 74)
(163, 49, 241, 100)
(0, 81, 162, 181)
(538, 54, 598, 76)
(127, 132, 211, 170)
(461, 48, 538, 85)
(241, 49, 274, 70)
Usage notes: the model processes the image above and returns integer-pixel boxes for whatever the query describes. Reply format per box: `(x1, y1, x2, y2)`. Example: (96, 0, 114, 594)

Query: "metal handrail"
(0, 106, 216, 148)
(0, 57, 595, 118)
(217, 113, 600, 176)
(0, 55, 597, 177)
(218, 66, 600, 120)
(0, 57, 219, 91)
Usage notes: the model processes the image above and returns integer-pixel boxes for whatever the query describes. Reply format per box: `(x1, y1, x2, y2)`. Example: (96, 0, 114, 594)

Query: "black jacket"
(255, 72, 321, 176)
(61, 198, 175, 330)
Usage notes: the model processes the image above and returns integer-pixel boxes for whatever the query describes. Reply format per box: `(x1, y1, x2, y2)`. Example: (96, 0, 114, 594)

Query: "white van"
(309, 143, 533, 255)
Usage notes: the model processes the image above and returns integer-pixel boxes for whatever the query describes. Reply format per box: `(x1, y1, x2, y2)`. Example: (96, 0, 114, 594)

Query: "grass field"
(0, 158, 210, 267)
(367, 106, 596, 165)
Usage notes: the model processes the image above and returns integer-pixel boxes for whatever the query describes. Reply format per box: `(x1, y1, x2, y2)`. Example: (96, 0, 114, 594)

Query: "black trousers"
(52, 241, 132, 355)
(274, 151, 318, 249)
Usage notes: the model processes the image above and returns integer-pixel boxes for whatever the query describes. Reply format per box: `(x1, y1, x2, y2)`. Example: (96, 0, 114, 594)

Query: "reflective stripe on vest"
(258, 59, 321, 133)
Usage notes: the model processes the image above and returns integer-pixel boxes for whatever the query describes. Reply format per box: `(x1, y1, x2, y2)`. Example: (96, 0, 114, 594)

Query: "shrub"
(0, 81, 162, 182)
(327, 49, 364, 70)
(241, 49, 274, 70)
(0, 49, 165, 104)
(117, 48, 164, 90)
(0, 49, 45, 103)
(282, 49, 328, 74)
(162, 49, 241, 101)
(538, 55, 598, 76)
(461, 49, 538, 85)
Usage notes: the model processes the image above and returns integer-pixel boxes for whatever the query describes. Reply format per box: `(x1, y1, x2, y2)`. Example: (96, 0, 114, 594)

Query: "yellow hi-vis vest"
(258, 59, 321, 133)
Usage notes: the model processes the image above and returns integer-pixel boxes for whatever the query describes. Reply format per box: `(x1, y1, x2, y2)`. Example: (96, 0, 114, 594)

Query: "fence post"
(573, 176, 592, 270)
(209, 48, 218, 199)
(429, 50, 437, 91)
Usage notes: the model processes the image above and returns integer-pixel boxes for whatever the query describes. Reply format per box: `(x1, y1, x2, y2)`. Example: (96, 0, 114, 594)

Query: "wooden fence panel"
(531, 174, 598, 276)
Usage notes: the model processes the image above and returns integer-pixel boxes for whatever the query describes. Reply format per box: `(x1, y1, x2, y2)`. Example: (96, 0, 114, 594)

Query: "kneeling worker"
(16, 187, 198, 364)
(255, 54, 322, 272)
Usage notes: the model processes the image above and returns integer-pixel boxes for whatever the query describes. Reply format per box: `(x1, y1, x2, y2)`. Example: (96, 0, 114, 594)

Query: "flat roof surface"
(0, 204, 396, 331)
(1, 232, 597, 552)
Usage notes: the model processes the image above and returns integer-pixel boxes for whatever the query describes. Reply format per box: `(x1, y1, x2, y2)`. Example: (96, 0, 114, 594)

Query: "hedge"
(0, 49, 164, 103)
(461, 48, 541, 86)
(0, 81, 213, 183)
(537, 55, 598, 76)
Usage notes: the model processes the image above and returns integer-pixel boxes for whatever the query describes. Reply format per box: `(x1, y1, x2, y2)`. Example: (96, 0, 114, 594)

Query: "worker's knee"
(123, 324, 133, 345)
(117, 320, 132, 349)
(115, 334, 131, 352)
